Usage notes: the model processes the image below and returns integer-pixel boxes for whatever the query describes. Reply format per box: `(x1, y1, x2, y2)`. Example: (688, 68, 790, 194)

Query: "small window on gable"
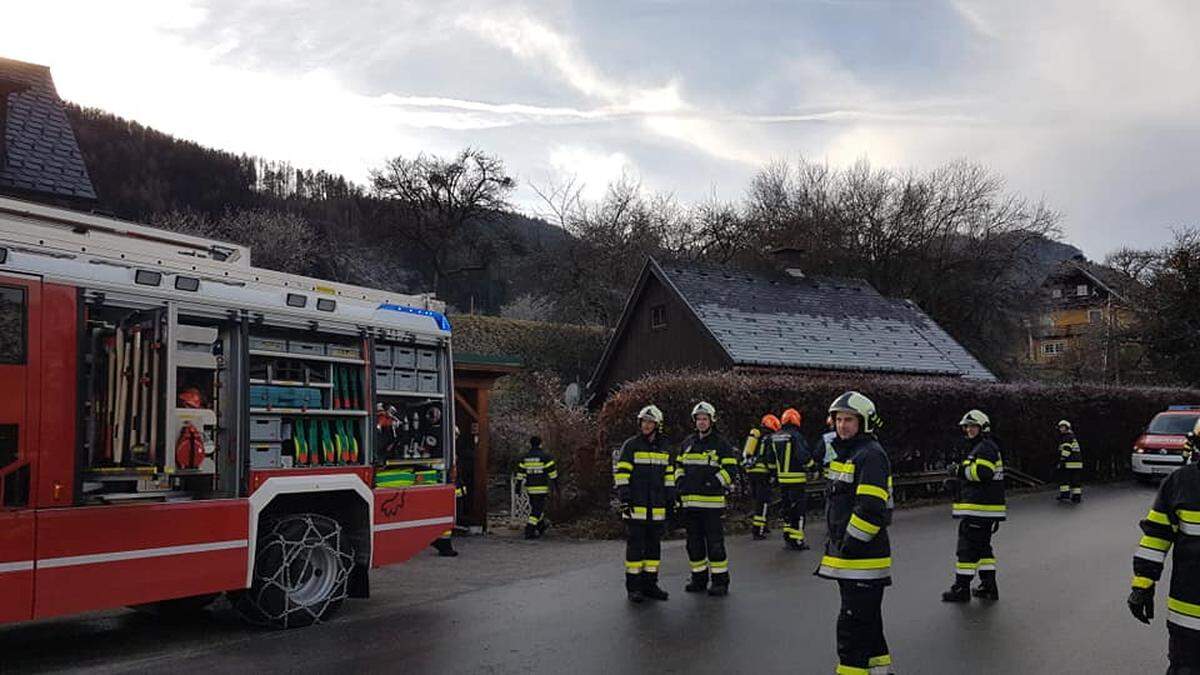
(1051, 288, 1062, 299)
(1076, 284, 1089, 297)
(1088, 309, 1103, 324)
(650, 304, 666, 331)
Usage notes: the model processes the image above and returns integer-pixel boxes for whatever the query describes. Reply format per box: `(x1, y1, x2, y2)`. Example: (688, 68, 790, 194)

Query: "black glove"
(947, 462, 960, 478)
(1128, 587, 1154, 624)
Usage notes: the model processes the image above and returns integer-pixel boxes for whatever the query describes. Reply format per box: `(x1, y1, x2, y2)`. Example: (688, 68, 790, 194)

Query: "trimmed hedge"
(597, 370, 1200, 481)
(449, 314, 609, 382)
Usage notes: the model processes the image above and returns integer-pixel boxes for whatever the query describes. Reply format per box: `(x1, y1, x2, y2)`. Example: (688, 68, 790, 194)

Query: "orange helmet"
(781, 408, 802, 428)
(760, 414, 782, 432)
(178, 387, 204, 409)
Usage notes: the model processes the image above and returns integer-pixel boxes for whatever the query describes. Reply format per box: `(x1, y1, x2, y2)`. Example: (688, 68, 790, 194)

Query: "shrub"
(597, 370, 1200, 481)
(488, 373, 606, 522)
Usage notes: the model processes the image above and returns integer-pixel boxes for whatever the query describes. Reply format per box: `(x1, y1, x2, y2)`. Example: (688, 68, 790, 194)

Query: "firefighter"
(1129, 418, 1200, 674)
(613, 404, 674, 603)
(820, 415, 838, 475)
(744, 413, 781, 539)
(677, 401, 739, 596)
(433, 455, 465, 557)
(515, 435, 559, 539)
(942, 409, 1006, 603)
(1055, 420, 1084, 503)
(816, 391, 894, 675)
(764, 407, 815, 550)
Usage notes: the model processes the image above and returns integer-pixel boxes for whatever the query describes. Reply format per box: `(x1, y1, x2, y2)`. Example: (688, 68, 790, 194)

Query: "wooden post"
(472, 387, 490, 532)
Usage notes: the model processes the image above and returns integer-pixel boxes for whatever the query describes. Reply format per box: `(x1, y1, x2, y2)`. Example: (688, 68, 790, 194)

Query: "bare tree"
(370, 148, 515, 293)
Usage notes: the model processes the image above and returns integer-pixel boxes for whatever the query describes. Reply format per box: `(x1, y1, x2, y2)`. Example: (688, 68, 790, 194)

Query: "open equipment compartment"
(78, 295, 241, 503)
(247, 329, 369, 469)
(372, 334, 451, 489)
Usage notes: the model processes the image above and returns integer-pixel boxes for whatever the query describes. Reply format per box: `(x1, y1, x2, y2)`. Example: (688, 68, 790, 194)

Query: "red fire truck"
(0, 196, 456, 628)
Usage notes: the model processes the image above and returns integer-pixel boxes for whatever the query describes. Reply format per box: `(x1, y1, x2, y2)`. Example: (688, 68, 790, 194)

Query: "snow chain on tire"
(235, 513, 355, 629)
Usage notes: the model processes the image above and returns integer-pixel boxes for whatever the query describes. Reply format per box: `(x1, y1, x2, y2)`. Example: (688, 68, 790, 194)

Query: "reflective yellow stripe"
(974, 457, 997, 472)
(820, 556, 891, 570)
(1168, 597, 1200, 618)
(681, 494, 725, 503)
(1063, 462, 1083, 469)
(837, 666, 869, 675)
(625, 560, 643, 571)
(1140, 535, 1173, 551)
(1178, 509, 1200, 523)
(1132, 575, 1155, 589)
(616, 461, 634, 471)
(868, 655, 893, 667)
(953, 503, 1006, 512)
(1146, 510, 1171, 526)
(857, 484, 889, 501)
(829, 461, 855, 474)
(849, 514, 880, 535)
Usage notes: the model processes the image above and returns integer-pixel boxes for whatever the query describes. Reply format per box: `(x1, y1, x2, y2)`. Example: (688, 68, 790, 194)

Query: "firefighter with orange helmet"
(763, 407, 815, 550)
(744, 413, 781, 539)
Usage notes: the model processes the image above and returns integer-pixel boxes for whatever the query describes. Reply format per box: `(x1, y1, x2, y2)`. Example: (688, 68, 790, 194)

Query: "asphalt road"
(1, 482, 1175, 674)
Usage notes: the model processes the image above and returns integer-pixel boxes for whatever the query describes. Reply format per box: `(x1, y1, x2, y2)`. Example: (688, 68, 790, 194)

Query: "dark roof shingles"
(658, 261, 996, 381)
(0, 57, 96, 202)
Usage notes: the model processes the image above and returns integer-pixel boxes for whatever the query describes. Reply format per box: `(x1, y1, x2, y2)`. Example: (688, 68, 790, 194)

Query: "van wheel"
(232, 513, 354, 628)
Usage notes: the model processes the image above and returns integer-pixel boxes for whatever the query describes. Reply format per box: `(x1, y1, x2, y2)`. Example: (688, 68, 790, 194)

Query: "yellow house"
(1026, 257, 1135, 366)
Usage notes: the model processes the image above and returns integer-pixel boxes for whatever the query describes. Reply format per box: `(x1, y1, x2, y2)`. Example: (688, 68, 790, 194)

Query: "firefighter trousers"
(837, 580, 891, 674)
(955, 517, 998, 586)
(684, 508, 728, 586)
(1058, 468, 1082, 502)
(1169, 623, 1200, 672)
(527, 494, 547, 528)
(749, 476, 772, 535)
(625, 521, 663, 590)
(780, 484, 807, 543)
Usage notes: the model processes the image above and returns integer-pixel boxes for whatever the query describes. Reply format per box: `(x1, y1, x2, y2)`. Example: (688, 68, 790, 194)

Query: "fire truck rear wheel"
(232, 513, 355, 629)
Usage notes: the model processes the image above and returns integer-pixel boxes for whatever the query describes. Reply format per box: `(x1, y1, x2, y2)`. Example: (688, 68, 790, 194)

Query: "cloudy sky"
(4, 1, 1198, 257)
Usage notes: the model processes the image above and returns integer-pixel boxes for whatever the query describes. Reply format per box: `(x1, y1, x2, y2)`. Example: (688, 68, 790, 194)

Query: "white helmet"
(691, 401, 717, 422)
(637, 405, 664, 425)
(1058, 419, 1072, 430)
(959, 409, 991, 431)
(829, 391, 882, 434)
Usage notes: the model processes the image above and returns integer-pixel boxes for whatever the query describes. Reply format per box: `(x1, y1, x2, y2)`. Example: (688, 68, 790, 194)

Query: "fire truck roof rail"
(0, 196, 250, 267)
(0, 195, 444, 321)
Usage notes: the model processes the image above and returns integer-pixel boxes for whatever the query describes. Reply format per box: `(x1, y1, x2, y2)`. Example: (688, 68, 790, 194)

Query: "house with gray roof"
(0, 57, 96, 208)
(587, 256, 996, 402)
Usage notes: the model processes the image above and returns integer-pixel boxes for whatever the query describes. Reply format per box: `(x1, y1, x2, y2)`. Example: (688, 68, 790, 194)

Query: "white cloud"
(547, 146, 634, 201)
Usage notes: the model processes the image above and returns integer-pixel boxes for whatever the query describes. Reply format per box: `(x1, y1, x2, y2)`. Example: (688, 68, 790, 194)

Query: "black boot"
(537, 519, 550, 536)
(973, 570, 999, 600)
(942, 580, 972, 602)
(626, 574, 645, 603)
(707, 572, 729, 596)
(751, 528, 766, 540)
(524, 524, 537, 540)
(643, 573, 670, 601)
(1071, 494, 1082, 504)
(432, 537, 458, 557)
(685, 571, 709, 593)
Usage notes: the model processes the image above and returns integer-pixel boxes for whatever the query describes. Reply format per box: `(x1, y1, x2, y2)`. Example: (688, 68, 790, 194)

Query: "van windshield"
(1147, 413, 1200, 435)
